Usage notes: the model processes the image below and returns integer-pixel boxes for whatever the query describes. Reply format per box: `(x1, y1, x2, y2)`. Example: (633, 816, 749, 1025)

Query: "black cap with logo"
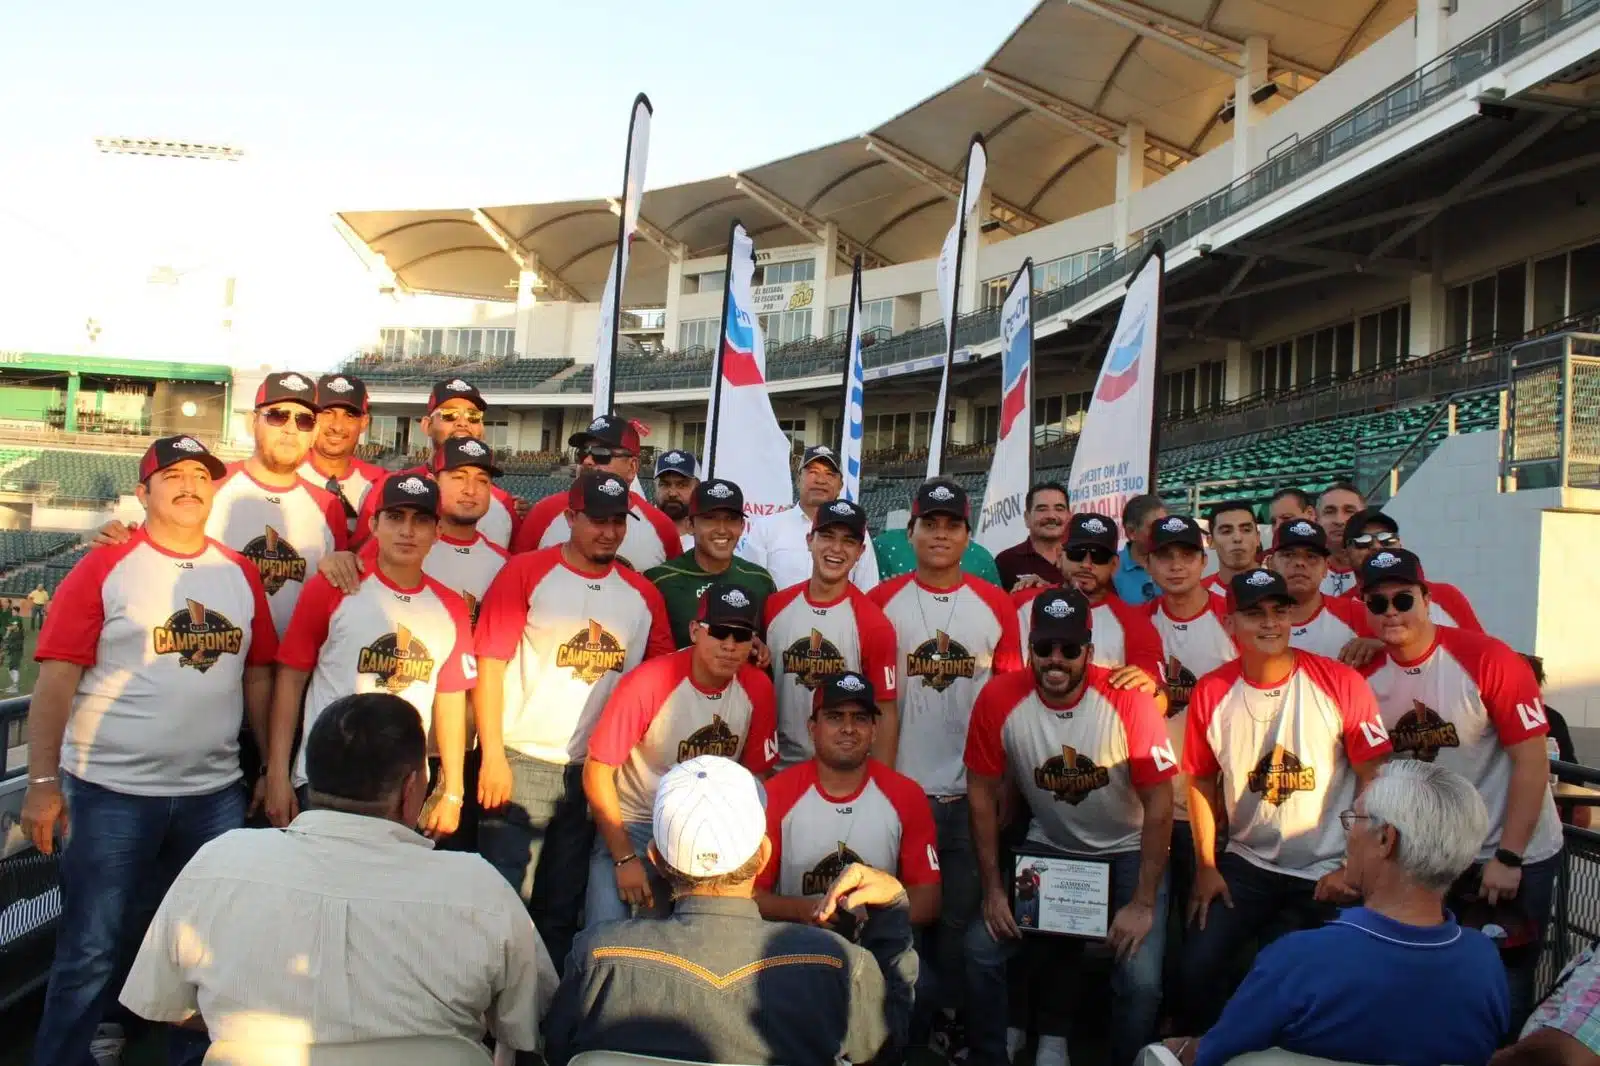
(428, 378, 487, 413)
(254, 371, 319, 411)
(1344, 506, 1401, 547)
(568, 413, 641, 453)
(315, 374, 369, 414)
(139, 435, 228, 482)
(376, 472, 441, 517)
(1360, 548, 1427, 590)
(691, 478, 745, 517)
(1066, 512, 1119, 552)
(1148, 514, 1205, 551)
(1273, 518, 1329, 556)
(430, 436, 503, 477)
(1227, 567, 1294, 612)
(566, 471, 636, 519)
(814, 670, 880, 714)
(695, 580, 762, 632)
(812, 498, 869, 539)
(801, 444, 842, 474)
(655, 449, 697, 478)
(911, 480, 970, 522)
(1030, 586, 1093, 645)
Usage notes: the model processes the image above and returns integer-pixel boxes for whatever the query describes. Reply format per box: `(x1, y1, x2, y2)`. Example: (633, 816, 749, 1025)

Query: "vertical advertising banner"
(1067, 247, 1164, 522)
(928, 134, 987, 479)
(977, 261, 1034, 554)
(839, 257, 866, 503)
(592, 93, 653, 417)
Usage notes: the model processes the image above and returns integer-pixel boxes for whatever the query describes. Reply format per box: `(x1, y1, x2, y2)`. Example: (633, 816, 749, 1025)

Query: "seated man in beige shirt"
(120, 691, 556, 1060)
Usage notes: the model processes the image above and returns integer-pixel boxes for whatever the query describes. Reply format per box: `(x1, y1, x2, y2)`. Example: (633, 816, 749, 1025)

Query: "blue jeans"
(586, 819, 672, 924)
(31, 774, 245, 1066)
(911, 795, 981, 1037)
(965, 849, 1168, 1066)
(1450, 851, 1560, 1036)
(476, 754, 594, 973)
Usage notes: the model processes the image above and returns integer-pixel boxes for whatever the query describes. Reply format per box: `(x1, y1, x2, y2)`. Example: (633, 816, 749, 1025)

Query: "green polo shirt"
(871, 528, 1003, 585)
(644, 553, 778, 649)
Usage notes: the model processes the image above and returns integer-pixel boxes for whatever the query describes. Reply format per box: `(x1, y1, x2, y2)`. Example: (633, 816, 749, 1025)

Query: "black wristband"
(1494, 848, 1524, 869)
(614, 853, 639, 868)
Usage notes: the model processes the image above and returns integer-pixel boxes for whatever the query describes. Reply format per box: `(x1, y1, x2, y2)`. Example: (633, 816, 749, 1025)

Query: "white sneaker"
(1006, 1027, 1027, 1063)
(90, 1022, 125, 1066)
(1034, 1034, 1069, 1066)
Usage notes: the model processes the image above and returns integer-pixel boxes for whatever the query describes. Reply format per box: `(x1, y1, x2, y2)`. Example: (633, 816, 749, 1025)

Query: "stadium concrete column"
(1113, 122, 1147, 250)
(1223, 340, 1245, 401)
(815, 222, 838, 323)
(64, 371, 79, 432)
(1409, 273, 1442, 358)
(663, 253, 686, 354)
(1416, 0, 1448, 66)
(1232, 36, 1269, 178)
(514, 269, 537, 357)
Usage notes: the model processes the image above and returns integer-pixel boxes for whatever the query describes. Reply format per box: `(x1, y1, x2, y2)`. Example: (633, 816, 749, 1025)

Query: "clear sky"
(0, 0, 1037, 368)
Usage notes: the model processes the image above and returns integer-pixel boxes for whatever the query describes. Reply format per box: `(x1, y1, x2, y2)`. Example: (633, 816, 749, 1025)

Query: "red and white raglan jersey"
(1362, 627, 1561, 863)
(1184, 653, 1392, 878)
(1321, 564, 1358, 598)
(966, 667, 1176, 855)
(1288, 595, 1370, 659)
(764, 582, 899, 767)
(588, 650, 778, 822)
(1149, 595, 1238, 818)
(360, 532, 509, 626)
(278, 570, 475, 786)
(1339, 582, 1483, 633)
(756, 759, 940, 898)
(354, 466, 521, 550)
(297, 456, 385, 537)
(869, 574, 1023, 797)
(206, 465, 347, 637)
(1012, 586, 1163, 678)
(512, 489, 682, 572)
(38, 531, 277, 796)
(475, 546, 674, 763)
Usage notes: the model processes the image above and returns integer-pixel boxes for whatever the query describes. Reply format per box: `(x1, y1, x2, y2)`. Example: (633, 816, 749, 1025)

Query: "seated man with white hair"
(1162, 760, 1510, 1066)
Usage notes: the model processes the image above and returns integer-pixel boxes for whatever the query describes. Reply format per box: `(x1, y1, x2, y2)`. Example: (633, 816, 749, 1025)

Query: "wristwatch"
(1494, 848, 1524, 868)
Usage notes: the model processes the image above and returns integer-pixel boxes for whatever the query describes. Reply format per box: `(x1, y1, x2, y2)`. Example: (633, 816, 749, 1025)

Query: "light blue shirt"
(1112, 544, 1159, 605)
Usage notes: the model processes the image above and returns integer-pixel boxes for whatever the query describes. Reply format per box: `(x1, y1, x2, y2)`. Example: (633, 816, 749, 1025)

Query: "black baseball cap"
(1360, 548, 1427, 590)
(1345, 507, 1401, 547)
(315, 374, 369, 414)
(1066, 512, 1118, 552)
(568, 413, 641, 453)
(691, 478, 745, 517)
(1149, 514, 1204, 551)
(254, 371, 319, 411)
(139, 435, 227, 482)
(812, 498, 868, 539)
(1030, 586, 1093, 645)
(1227, 568, 1294, 612)
(428, 378, 486, 413)
(801, 444, 842, 474)
(566, 471, 635, 519)
(655, 449, 697, 478)
(1273, 518, 1330, 556)
(695, 580, 761, 632)
(814, 670, 879, 714)
(376, 472, 440, 517)
(430, 436, 503, 478)
(911, 480, 970, 522)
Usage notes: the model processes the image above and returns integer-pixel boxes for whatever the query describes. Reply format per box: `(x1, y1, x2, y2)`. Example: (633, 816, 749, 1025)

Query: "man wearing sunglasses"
(1358, 547, 1561, 1029)
(994, 481, 1071, 592)
(585, 580, 778, 922)
(1202, 500, 1261, 599)
(1268, 518, 1378, 664)
(1342, 508, 1483, 632)
(1315, 482, 1366, 597)
(299, 374, 385, 538)
(645, 478, 776, 650)
(472, 471, 675, 971)
(353, 378, 523, 550)
(742, 444, 880, 592)
(765, 499, 899, 769)
(965, 586, 1176, 1066)
(513, 413, 683, 571)
(1177, 567, 1391, 1034)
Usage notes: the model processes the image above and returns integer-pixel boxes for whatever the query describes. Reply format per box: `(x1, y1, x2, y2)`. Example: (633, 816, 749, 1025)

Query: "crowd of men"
(14, 369, 1596, 1066)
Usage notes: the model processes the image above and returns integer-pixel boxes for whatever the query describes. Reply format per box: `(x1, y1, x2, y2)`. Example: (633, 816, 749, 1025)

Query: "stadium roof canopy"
(337, 0, 1414, 305)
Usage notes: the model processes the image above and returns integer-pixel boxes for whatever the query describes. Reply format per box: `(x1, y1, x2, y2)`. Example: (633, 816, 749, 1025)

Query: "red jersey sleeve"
(755, 763, 815, 892)
(1301, 651, 1393, 762)
(875, 763, 941, 887)
(738, 665, 779, 774)
(587, 652, 692, 765)
(510, 492, 565, 555)
(618, 564, 676, 659)
(349, 470, 392, 549)
(637, 495, 685, 561)
(473, 548, 560, 661)
(1110, 597, 1165, 678)
(970, 576, 1024, 674)
(428, 580, 477, 693)
(963, 670, 1032, 778)
(1099, 668, 1177, 788)
(1441, 628, 1548, 746)
(851, 589, 900, 700)
(1324, 592, 1373, 639)
(1010, 584, 1046, 611)
(35, 539, 135, 666)
(274, 574, 344, 671)
(217, 542, 279, 666)
(1432, 583, 1485, 634)
(866, 573, 913, 612)
(1181, 665, 1240, 777)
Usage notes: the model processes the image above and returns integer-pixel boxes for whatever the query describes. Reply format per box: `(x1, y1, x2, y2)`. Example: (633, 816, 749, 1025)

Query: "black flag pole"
(704, 218, 744, 480)
(1009, 258, 1036, 489)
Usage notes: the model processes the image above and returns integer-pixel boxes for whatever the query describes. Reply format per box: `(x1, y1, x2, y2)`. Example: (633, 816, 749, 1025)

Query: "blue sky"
(0, 1, 1036, 365)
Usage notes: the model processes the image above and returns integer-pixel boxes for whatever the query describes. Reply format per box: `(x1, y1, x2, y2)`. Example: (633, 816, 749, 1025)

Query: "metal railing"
(1505, 332, 1600, 489)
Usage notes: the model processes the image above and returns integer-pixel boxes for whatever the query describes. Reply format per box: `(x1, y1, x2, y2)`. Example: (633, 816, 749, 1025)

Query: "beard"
(658, 498, 689, 521)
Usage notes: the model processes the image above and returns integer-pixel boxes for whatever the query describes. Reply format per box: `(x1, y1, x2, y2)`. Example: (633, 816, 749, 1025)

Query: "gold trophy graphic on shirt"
(677, 714, 740, 761)
(1161, 656, 1198, 717)
(240, 524, 306, 595)
(357, 622, 436, 694)
(556, 619, 626, 683)
(906, 629, 976, 693)
(152, 597, 244, 673)
(1247, 743, 1316, 806)
(1389, 699, 1460, 763)
(782, 627, 847, 690)
(1034, 744, 1111, 805)
(802, 842, 866, 896)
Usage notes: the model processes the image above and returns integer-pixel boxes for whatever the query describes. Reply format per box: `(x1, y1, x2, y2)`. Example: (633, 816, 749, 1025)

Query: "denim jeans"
(476, 753, 594, 973)
(965, 849, 1168, 1066)
(31, 774, 245, 1066)
(586, 819, 672, 924)
(912, 794, 981, 1036)
(1449, 850, 1561, 1036)
(1177, 851, 1334, 1032)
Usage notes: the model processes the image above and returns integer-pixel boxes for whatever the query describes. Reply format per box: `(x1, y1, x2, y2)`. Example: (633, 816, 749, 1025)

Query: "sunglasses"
(1350, 531, 1400, 549)
(704, 623, 754, 642)
(1065, 546, 1115, 565)
(1030, 639, 1085, 660)
(260, 407, 316, 432)
(584, 445, 634, 463)
(1364, 591, 1417, 615)
(435, 410, 484, 425)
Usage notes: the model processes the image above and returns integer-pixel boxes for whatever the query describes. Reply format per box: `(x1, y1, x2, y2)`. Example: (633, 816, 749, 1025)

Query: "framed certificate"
(1009, 849, 1112, 939)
